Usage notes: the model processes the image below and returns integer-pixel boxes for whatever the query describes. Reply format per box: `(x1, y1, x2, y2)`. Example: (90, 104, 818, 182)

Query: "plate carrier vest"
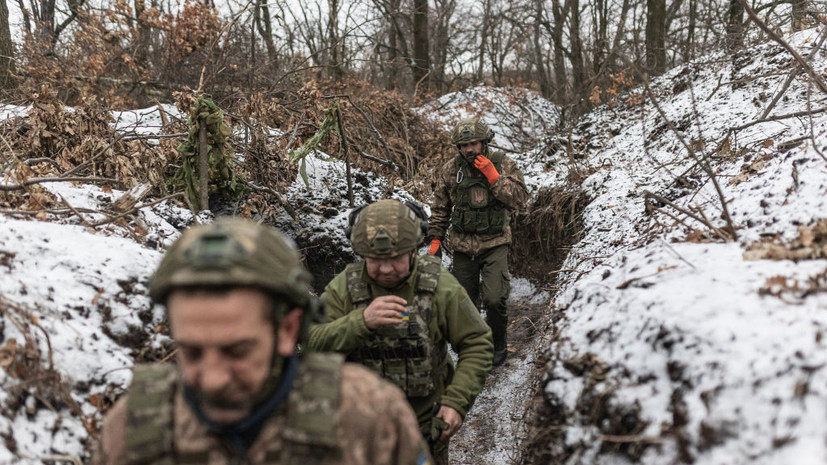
(123, 352, 344, 464)
(450, 152, 510, 235)
(345, 255, 445, 398)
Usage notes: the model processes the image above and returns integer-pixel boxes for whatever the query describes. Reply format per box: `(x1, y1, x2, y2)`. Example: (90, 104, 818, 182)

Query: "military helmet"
(450, 117, 494, 145)
(348, 199, 427, 258)
(149, 218, 313, 309)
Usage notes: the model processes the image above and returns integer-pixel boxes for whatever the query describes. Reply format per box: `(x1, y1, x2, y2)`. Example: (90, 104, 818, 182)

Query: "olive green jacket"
(429, 152, 529, 256)
(307, 257, 493, 423)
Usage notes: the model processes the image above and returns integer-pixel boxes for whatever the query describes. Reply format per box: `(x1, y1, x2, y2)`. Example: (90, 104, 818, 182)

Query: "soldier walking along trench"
(93, 219, 432, 465)
(428, 117, 528, 366)
(306, 199, 494, 465)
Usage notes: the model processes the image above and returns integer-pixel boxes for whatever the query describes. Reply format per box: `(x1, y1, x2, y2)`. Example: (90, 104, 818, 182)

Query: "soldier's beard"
(188, 355, 287, 425)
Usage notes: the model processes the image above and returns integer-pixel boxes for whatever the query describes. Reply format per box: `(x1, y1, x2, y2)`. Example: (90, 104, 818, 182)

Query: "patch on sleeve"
(417, 453, 431, 465)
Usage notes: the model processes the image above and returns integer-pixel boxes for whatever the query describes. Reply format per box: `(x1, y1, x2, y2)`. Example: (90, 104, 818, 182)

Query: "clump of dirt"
(295, 234, 356, 293)
(521, 350, 652, 465)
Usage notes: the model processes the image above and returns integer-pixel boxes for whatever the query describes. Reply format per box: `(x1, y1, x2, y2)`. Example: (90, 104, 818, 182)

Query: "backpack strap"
(345, 261, 372, 307)
(276, 352, 344, 463)
(415, 255, 441, 295)
(124, 364, 178, 465)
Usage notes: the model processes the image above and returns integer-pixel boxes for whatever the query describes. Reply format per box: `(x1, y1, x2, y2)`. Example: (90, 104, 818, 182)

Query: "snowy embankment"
(533, 29, 827, 464)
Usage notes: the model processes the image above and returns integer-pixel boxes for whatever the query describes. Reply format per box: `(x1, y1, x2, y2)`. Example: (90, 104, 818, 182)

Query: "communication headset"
(344, 200, 430, 245)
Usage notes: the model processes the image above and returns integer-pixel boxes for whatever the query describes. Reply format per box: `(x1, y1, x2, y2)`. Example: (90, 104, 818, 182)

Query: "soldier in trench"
(93, 218, 432, 465)
(427, 117, 529, 366)
(306, 199, 494, 465)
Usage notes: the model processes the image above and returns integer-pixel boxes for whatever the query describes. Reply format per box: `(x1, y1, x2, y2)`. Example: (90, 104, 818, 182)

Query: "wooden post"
(198, 119, 209, 211)
(335, 104, 354, 208)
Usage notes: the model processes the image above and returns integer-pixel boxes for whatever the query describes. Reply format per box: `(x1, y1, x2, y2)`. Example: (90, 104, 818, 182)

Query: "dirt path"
(450, 299, 551, 465)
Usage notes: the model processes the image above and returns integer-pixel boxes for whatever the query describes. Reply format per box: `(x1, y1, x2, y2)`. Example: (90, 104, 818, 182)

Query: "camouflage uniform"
(92, 219, 432, 465)
(93, 360, 430, 465)
(429, 119, 528, 362)
(307, 255, 493, 465)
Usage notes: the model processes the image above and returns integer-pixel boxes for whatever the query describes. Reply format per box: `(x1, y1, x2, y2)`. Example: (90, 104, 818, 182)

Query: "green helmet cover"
(350, 199, 423, 258)
(450, 117, 494, 145)
(149, 218, 313, 308)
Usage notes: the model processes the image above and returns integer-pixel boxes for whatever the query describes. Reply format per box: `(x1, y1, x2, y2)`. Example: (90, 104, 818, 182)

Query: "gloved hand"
(474, 155, 500, 184)
(428, 238, 441, 256)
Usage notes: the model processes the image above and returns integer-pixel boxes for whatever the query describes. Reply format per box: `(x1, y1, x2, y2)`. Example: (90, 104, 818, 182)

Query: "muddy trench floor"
(450, 298, 553, 465)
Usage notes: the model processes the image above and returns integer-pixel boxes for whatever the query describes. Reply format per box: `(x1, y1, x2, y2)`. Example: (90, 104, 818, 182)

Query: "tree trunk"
(568, 0, 585, 98)
(328, 0, 344, 78)
(532, 0, 551, 97)
(645, 0, 666, 75)
(411, 0, 430, 90)
(477, 0, 490, 82)
(0, 0, 14, 90)
(256, 0, 278, 70)
(550, 0, 567, 103)
(133, 0, 151, 67)
(725, 0, 744, 51)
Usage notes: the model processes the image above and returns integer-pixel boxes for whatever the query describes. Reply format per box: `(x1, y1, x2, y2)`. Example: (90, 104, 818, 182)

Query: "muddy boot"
(493, 334, 507, 366)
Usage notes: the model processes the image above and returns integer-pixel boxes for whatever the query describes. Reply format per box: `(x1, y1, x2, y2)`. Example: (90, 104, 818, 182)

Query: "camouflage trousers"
(452, 244, 510, 344)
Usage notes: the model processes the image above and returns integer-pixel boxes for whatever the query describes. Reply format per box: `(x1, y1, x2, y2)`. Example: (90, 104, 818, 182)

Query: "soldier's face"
(459, 141, 483, 162)
(168, 288, 299, 424)
(365, 252, 414, 288)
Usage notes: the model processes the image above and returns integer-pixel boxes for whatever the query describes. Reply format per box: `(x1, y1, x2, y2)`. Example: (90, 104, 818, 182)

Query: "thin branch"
(644, 191, 732, 241)
(738, 0, 827, 94)
(731, 106, 827, 131)
(760, 26, 827, 119)
(640, 78, 738, 240)
(58, 194, 95, 230)
(242, 181, 299, 220)
(322, 94, 394, 163)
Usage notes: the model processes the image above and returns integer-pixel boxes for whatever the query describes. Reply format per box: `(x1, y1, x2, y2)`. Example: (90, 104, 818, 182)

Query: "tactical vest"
(345, 255, 445, 398)
(123, 352, 344, 465)
(450, 152, 510, 235)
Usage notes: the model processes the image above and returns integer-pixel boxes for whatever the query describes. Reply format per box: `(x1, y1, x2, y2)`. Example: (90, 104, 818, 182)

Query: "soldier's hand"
(474, 155, 500, 184)
(436, 405, 463, 441)
(363, 295, 408, 330)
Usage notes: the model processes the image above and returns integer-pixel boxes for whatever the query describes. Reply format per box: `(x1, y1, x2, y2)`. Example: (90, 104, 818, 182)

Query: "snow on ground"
(417, 85, 561, 152)
(0, 26, 825, 465)
(535, 28, 827, 464)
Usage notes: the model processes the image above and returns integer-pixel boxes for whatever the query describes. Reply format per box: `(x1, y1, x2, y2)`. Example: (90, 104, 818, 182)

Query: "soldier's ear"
(276, 308, 303, 357)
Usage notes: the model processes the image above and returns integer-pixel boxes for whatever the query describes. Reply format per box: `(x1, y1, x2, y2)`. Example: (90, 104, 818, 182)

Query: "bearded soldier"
(427, 117, 529, 367)
(306, 199, 493, 465)
(93, 219, 432, 465)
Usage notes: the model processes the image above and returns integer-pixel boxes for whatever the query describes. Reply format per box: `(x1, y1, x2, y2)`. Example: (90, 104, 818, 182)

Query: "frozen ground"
(0, 26, 825, 465)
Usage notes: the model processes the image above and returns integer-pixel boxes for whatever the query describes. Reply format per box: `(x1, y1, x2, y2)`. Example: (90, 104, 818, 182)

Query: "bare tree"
(0, 0, 13, 90)
(646, 0, 667, 75)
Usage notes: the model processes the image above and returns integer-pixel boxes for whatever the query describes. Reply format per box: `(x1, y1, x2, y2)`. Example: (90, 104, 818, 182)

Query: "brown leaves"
(758, 268, 827, 302)
(744, 219, 827, 260)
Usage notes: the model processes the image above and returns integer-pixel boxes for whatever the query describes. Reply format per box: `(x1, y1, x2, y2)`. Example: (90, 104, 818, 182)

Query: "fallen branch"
(0, 177, 122, 192)
(243, 180, 298, 220)
(599, 433, 664, 444)
(58, 194, 95, 230)
(731, 106, 827, 131)
(90, 192, 185, 227)
(644, 191, 732, 241)
(639, 77, 737, 240)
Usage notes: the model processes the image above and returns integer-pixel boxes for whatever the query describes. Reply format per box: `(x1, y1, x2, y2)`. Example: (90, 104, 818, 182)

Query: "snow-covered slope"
(532, 28, 827, 464)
